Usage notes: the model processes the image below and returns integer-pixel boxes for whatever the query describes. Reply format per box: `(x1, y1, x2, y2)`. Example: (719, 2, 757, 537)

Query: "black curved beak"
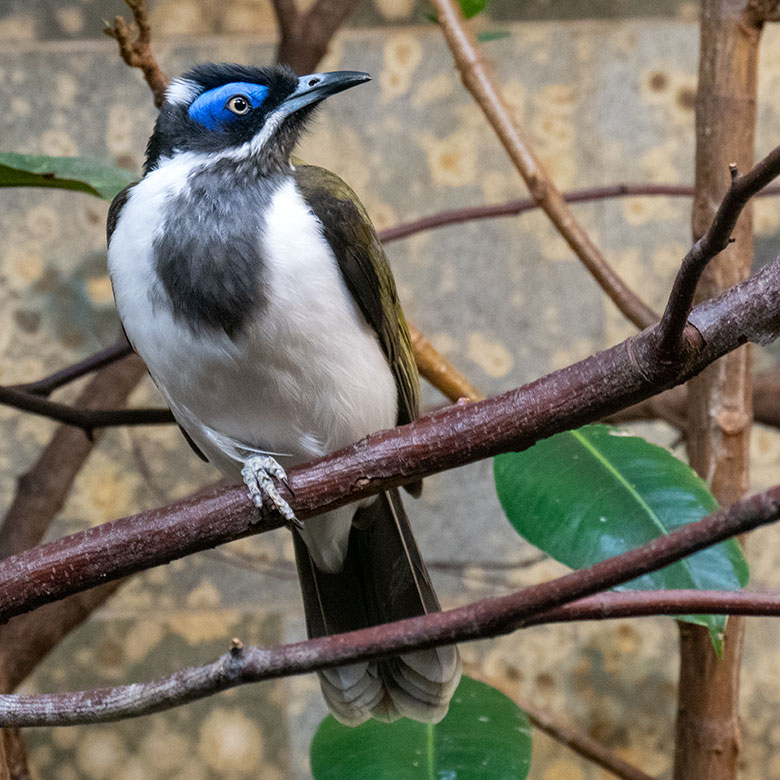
(283, 71, 371, 114)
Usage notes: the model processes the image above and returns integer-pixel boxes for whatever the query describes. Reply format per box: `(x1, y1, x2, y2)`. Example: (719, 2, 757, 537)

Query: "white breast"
(109, 168, 398, 480)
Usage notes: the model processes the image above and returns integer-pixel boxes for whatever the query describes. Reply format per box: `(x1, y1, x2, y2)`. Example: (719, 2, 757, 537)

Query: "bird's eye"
(226, 95, 251, 115)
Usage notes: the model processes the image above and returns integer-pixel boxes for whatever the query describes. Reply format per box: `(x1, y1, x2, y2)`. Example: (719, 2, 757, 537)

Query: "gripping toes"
(241, 455, 300, 528)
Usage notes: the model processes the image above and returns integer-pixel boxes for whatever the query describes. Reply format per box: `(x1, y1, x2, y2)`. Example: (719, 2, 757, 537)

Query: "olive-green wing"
(293, 163, 420, 428)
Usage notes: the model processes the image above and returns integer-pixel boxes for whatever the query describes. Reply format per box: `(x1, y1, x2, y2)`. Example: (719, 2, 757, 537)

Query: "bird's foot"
(241, 455, 301, 529)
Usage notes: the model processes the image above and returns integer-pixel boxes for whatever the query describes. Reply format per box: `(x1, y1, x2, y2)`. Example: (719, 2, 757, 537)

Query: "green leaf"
(476, 30, 510, 42)
(310, 676, 531, 780)
(494, 424, 749, 652)
(428, 0, 491, 23)
(0, 152, 135, 200)
(458, 0, 490, 17)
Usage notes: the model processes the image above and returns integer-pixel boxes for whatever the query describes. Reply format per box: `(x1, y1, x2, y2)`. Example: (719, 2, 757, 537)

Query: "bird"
(107, 62, 461, 725)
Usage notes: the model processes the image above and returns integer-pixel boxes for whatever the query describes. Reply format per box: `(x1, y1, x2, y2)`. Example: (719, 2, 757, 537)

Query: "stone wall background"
(1, 3, 780, 779)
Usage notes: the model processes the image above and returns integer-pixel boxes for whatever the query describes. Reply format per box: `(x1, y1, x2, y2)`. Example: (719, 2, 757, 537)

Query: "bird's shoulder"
(292, 161, 420, 429)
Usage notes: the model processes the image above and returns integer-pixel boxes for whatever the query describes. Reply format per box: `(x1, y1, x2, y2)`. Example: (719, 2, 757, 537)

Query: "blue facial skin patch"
(188, 82, 270, 131)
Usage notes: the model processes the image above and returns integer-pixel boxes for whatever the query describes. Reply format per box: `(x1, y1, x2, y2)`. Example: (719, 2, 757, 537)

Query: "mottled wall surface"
(1, 7, 780, 780)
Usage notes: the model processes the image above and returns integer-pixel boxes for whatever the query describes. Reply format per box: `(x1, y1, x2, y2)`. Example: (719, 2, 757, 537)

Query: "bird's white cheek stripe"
(165, 78, 200, 106)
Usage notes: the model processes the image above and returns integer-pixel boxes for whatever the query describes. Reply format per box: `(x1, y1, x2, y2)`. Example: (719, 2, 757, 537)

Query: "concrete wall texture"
(1, 3, 780, 778)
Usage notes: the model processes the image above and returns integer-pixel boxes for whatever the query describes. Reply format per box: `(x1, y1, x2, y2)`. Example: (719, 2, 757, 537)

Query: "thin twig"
(377, 184, 780, 243)
(467, 668, 659, 780)
(8, 339, 132, 397)
(0, 385, 173, 433)
(104, 0, 169, 107)
(0, 258, 778, 623)
(657, 145, 780, 357)
(1, 486, 778, 726)
(430, 0, 659, 330)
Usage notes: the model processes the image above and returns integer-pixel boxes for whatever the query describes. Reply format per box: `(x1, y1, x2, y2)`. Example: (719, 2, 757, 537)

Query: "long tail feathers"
(293, 489, 461, 726)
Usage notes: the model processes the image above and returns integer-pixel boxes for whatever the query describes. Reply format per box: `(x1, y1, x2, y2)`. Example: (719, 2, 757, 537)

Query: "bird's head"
(144, 63, 370, 174)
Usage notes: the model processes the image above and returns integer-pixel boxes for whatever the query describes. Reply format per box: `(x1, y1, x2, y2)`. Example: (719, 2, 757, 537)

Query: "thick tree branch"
(1, 486, 778, 727)
(0, 584, 124, 694)
(272, 0, 361, 75)
(430, 0, 658, 329)
(104, 0, 169, 107)
(0, 258, 778, 623)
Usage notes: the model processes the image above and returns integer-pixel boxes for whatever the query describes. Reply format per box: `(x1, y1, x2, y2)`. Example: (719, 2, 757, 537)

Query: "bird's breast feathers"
(108, 163, 397, 475)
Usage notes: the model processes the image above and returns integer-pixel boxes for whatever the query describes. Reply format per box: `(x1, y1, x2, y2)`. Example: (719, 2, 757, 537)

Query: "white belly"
(108, 168, 398, 481)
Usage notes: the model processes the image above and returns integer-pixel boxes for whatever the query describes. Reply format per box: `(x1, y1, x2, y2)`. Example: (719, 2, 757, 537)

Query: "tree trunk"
(673, 1, 762, 777)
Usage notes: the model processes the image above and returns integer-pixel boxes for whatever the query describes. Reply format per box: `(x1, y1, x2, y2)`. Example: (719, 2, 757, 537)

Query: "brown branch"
(273, 0, 361, 74)
(0, 358, 144, 692)
(657, 145, 780, 357)
(526, 589, 780, 625)
(407, 323, 483, 402)
(0, 355, 150, 558)
(0, 356, 149, 777)
(0, 257, 779, 623)
(9, 339, 132, 397)
(0, 584, 124, 694)
(1, 486, 778, 726)
(673, 4, 761, 778)
(0, 737, 11, 780)
(0, 730, 29, 780)
(377, 184, 780, 243)
(745, 0, 780, 23)
(430, 0, 658, 330)
(468, 669, 659, 780)
(0, 385, 174, 432)
(607, 368, 780, 432)
(104, 0, 169, 107)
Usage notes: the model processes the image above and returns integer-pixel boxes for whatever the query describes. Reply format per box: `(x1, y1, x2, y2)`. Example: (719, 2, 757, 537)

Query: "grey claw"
(241, 455, 299, 527)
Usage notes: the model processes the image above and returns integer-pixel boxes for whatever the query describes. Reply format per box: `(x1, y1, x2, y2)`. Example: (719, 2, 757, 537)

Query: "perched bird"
(107, 63, 461, 725)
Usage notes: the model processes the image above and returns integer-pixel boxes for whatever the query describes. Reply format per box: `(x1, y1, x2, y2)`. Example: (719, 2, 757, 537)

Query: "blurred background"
(1, 1, 780, 778)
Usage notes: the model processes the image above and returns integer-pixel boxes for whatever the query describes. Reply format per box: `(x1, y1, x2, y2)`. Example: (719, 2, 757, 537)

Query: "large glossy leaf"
(310, 676, 531, 780)
(494, 425, 748, 650)
(428, 0, 491, 23)
(0, 152, 135, 200)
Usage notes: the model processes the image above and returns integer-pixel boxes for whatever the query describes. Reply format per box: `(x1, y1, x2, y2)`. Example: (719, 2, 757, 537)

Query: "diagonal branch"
(8, 339, 132, 397)
(0, 385, 173, 433)
(468, 669, 659, 780)
(407, 323, 483, 401)
(430, 0, 658, 329)
(658, 145, 780, 357)
(0, 256, 778, 623)
(0, 355, 150, 558)
(1, 485, 778, 726)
